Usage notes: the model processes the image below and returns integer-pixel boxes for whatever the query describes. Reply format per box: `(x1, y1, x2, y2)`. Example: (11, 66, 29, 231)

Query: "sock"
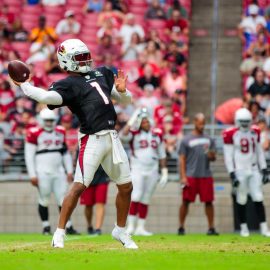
(240, 223, 248, 232)
(38, 204, 49, 222)
(129, 201, 139, 216)
(66, 220, 72, 229)
(137, 218, 146, 229)
(42, 221, 50, 228)
(55, 228, 65, 235)
(237, 203, 247, 224)
(254, 201, 266, 223)
(115, 224, 125, 233)
(138, 203, 148, 219)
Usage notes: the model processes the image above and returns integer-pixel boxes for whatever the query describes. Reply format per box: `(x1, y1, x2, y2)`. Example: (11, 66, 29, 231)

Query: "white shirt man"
(56, 10, 81, 36)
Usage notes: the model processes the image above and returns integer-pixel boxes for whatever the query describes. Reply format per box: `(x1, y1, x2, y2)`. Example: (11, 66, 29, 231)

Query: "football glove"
(261, 169, 269, 185)
(159, 168, 168, 188)
(230, 172, 239, 188)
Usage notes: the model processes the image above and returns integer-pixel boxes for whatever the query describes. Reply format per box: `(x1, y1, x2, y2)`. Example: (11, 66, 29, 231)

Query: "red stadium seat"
(22, 5, 43, 15)
(43, 6, 64, 15)
(12, 42, 31, 61)
(147, 19, 167, 29)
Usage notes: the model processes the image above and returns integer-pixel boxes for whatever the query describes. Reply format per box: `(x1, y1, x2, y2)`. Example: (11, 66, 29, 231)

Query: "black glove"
(261, 169, 269, 185)
(230, 172, 239, 188)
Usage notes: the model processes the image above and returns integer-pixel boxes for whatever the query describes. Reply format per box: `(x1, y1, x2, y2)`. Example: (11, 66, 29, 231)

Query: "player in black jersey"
(12, 39, 138, 249)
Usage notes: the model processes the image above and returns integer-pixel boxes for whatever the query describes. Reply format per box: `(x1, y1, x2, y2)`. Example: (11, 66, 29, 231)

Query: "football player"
(223, 108, 270, 237)
(25, 108, 79, 235)
(12, 39, 138, 249)
(121, 108, 168, 236)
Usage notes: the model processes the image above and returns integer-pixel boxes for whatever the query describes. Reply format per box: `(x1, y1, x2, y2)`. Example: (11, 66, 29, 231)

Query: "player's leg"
(52, 134, 103, 248)
(80, 186, 95, 234)
(37, 172, 53, 234)
(235, 171, 249, 237)
(101, 133, 138, 249)
(249, 170, 270, 237)
(53, 173, 80, 235)
(93, 183, 109, 235)
(134, 171, 159, 236)
(198, 177, 219, 235)
(178, 177, 196, 235)
(126, 169, 144, 234)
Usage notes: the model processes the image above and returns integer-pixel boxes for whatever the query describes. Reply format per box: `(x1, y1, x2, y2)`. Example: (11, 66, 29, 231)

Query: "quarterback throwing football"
(223, 108, 270, 237)
(12, 39, 138, 249)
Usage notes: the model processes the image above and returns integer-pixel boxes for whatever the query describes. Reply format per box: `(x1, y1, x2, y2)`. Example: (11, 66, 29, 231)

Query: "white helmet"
(137, 108, 152, 129)
(39, 109, 57, 132)
(235, 108, 252, 131)
(57, 39, 93, 73)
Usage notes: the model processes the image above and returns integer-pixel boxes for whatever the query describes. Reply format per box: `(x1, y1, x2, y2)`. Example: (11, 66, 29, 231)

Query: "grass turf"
(0, 234, 270, 270)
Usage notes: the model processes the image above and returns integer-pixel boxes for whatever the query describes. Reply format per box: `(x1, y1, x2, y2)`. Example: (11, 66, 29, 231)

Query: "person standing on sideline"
(178, 113, 219, 235)
(80, 165, 109, 235)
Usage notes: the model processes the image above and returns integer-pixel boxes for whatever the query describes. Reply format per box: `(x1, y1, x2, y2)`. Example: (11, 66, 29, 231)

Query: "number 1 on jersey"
(90, 82, 109, 104)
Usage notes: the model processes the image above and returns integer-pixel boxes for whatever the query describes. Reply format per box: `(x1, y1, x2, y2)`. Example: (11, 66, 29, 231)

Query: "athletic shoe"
(42, 226, 51, 235)
(93, 229, 102, 235)
(260, 222, 270, 237)
(87, 227, 94, 235)
(112, 227, 138, 249)
(51, 232, 65, 248)
(240, 223, 250, 237)
(134, 227, 153, 236)
(178, 227, 185, 235)
(66, 226, 80, 235)
(207, 228, 219, 236)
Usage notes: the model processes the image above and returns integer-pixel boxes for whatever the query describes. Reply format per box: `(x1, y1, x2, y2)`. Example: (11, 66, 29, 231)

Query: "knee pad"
(140, 192, 152, 205)
(131, 190, 143, 202)
(251, 192, 264, 202)
(38, 197, 49, 207)
(237, 193, 248, 205)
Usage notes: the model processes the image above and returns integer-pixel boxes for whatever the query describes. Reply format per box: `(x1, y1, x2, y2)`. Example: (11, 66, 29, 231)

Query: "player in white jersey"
(25, 109, 78, 235)
(121, 108, 168, 236)
(223, 108, 270, 237)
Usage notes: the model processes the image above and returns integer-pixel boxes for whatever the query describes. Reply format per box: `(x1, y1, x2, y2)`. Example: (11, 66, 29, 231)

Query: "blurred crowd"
(0, 0, 191, 170)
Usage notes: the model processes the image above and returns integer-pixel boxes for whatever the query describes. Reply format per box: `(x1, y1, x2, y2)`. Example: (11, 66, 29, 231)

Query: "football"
(8, 60, 30, 83)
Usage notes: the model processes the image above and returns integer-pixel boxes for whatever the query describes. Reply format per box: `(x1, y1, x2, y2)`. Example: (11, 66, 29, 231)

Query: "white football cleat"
(112, 227, 138, 249)
(51, 231, 65, 248)
(134, 227, 153, 236)
(260, 222, 270, 237)
(240, 223, 250, 237)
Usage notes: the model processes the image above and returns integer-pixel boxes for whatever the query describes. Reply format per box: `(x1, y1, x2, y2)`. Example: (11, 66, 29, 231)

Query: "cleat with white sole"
(240, 223, 250, 237)
(51, 232, 65, 248)
(112, 227, 138, 249)
(134, 227, 153, 236)
(260, 222, 270, 237)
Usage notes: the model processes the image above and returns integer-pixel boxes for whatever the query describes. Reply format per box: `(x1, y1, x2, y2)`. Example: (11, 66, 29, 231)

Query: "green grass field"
(0, 234, 270, 270)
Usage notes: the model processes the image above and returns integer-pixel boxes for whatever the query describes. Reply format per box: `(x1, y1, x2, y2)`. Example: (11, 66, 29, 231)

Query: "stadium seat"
(12, 42, 31, 61)
(22, 5, 43, 15)
(147, 19, 167, 29)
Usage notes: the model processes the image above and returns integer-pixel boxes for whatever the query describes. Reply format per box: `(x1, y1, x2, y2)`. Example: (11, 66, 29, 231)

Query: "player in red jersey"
(223, 108, 270, 237)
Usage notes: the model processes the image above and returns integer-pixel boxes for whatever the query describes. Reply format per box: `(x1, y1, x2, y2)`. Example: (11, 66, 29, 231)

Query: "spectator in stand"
(0, 80, 15, 115)
(249, 100, 265, 124)
(136, 84, 159, 116)
(121, 33, 145, 61)
(145, 0, 166, 20)
(84, 0, 104, 13)
(29, 15, 57, 44)
(97, 1, 124, 28)
(265, 5, 270, 33)
(247, 31, 269, 57)
(0, 4, 15, 30)
(56, 10, 81, 36)
(26, 35, 55, 64)
(96, 35, 120, 63)
(42, 0, 66, 6)
(143, 40, 163, 66)
(111, 0, 128, 13)
(97, 17, 120, 44)
(119, 13, 145, 49)
(0, 19, 10, 40)
(60, 114, 78, 164)
(11, 18, 28, 42)
(162, 66, 187, 97)
(44, 54, 62, 74)
(137, 64, 160, 89)
(172, 89, 187, 117)
(166, 9, 189, 36)
(247, 69, 270, 106)
(147, 29, 166, 51)
(238, 4, 266, 49)
(215, 97, 247, 125)
(167, 0, 188, 19)
(27, 0, 40, 4)
(240, 48, 264, 76)
(257, 117, 270, 160)
(164, 40, 186, 69)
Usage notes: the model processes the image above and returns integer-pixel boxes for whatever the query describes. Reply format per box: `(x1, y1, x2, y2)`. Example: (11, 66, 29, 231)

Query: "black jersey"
(48, 67, 117, 134)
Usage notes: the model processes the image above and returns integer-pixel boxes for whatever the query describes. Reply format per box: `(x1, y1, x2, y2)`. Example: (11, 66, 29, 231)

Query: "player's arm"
(24, 142, 38, 186)
(158, 141, 168, 188)
(14, 81, 63, 105)
(207, 138, 216, 162)
(179, 154, 187, 187)
(256, 137, 268, 184)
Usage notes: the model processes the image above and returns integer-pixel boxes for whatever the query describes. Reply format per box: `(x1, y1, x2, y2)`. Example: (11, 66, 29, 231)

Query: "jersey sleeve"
(100, 66, 115, 92)
(25, 127, 42, 145)
(251, 125, 261, 142)
(178, 138, 187, 156)
(222, 128, 237, 144)
(47, 79, 75, 110)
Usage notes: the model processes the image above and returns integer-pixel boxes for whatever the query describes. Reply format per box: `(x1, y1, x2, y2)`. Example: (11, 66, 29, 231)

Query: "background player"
(25, 108, 78, 235)
(13, 39, 138, 249)
(121, 108, 168, 236)
(80, 166, 109, 235)
(178, 113, 219, 235)
(223, 108, 270, 237)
